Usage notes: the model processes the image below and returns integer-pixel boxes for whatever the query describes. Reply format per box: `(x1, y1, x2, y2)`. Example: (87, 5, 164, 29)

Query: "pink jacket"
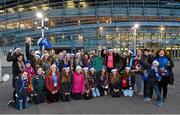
(72, 72, 85, 94)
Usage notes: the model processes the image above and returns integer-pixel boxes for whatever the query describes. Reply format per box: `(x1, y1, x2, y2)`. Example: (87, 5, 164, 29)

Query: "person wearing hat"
(121, 67, 135, 97)
(89, 67, 100, 97)
(97, 66, 109, 96)
(60, 65, 72, 102)
(7, 47, 24, 88)
(31, 67, 46, 104)
(34, 54, 41, 72)
(45, 64, 60, 103)
(24, 60, 35, 97)
(57, 52, 65, 72)
(109, 69, 121, 97)
(8, 71, 28, 110)
(72, 66, 85, 100)
(74, 52, 84, 67)
(144, 60, 163, 107)
(106, 48, 116, 73)
(25, 39, 36, 70)
(126, 49, 135, 69)
(83, 67, 92, 100)
(41, 53, 51, 75)
(155, 49, 174, 102)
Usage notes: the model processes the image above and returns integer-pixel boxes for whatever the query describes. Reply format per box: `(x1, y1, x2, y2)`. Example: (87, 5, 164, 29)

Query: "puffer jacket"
(72, 72, 85, 94)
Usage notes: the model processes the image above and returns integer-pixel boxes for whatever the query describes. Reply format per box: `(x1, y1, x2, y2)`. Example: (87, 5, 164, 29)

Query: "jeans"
(11, 97, 27, 110)
(91, 88, 100, 97)
(135, 74, 144, 94)
(123, 89, 134, 97)
(147, 81, 162, 102)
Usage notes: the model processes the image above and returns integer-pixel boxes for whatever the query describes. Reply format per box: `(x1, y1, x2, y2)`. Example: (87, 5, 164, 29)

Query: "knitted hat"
(153, 60, 159, 66)
(63, 64, 69, 70)
(14, 47, 21, 52)
(50, 64, 56, 68)
(111, 69, 117, 72)
(25, 60, 31, 65)
(125, 67, 131, 70)
(90, 67, 95, 71)
(83, 67, 89, 71)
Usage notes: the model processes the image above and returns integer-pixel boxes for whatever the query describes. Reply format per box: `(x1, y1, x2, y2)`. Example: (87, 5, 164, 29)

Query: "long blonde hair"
(61, 70, 71, 83)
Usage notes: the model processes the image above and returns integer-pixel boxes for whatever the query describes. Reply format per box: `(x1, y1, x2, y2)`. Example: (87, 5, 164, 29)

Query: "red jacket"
(45, 72, 60, 93)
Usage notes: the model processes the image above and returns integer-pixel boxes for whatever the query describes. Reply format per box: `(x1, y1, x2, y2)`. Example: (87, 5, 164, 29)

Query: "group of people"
(6, 39, 174, 110)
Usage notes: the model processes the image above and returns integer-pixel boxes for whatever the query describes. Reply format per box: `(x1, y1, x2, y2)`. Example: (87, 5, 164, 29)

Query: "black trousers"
(158, 77, 169, 99)
(61, 94, 70, 102)
(84, 92, 92, 100)
(33, 91, 46, 104)
(111, 91, 121, 97)
(47, 91, 59, 103)
(72, 93, 82, 100)
(99, 87, 108, 96)
(144, 80, 153, 98)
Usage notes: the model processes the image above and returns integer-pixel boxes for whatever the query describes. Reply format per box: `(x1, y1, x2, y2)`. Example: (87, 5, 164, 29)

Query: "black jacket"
(14, 76, 28, 99)
(25, 43, 36, 69)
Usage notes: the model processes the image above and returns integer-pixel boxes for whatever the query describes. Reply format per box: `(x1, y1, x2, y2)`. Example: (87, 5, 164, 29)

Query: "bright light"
(99, 26, 103, 31)
(160, 26, 165, 31)
(36, 12, 44, 19)
(133, 24, 139, 28)
(78, 34, 83, 40)
(44, 18, 48, 21)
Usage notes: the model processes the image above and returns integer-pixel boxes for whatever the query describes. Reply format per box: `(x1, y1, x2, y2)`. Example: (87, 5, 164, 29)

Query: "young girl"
(8, 71, 28, 110)
(24, 60, 35, 96)
(97, 66, 109, 96)
(31, 67, 46, 104)
(121, 67, 135, 97)
(89, 67, 100, 97)
(109, 69, 121, 97)
(72, 66, 85, 100)
(83, 67, 92, 100)
(45, 64, 60, 103)
(60, 66, 72, 102)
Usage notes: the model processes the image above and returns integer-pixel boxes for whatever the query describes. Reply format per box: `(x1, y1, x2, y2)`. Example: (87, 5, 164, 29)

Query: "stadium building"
(0, 0, 180, 57)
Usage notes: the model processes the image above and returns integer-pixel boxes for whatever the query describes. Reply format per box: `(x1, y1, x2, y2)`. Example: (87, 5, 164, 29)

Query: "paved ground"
(0, 61, 180, 114)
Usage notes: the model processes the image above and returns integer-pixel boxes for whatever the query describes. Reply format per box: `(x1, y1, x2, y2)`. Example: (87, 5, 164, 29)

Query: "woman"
(72, 66, 85, 100)
(60, 66, 72, 102)
(83, 67, 92, 99)
(31, 67, 46, 104)
(106, 49, 116, 73)
(45, 64, 60, 103)
(121, 67, 135, 97)
(41, 53, 51, 75)
(156, 49, 174, 102)
(89, 67, 100, 97)
(97, 66, 109, 96)
(109, 69, 121, 97)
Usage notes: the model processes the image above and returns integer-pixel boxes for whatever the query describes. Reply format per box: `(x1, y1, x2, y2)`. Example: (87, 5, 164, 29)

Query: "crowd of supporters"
(6, 39, 174, 110)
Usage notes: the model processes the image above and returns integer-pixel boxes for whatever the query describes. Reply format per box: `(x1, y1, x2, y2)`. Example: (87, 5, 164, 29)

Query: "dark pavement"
(0, 61, 180, 114)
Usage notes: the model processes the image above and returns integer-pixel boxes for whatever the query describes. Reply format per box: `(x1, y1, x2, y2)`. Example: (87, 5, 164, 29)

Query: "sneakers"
(7, 100, 14, 107)
(157, 101, 163, 107)
(144, 97, 151, 102)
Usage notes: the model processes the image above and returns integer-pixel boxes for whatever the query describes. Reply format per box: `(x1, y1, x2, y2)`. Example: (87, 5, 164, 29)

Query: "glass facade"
(0, 0, 180, 57)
